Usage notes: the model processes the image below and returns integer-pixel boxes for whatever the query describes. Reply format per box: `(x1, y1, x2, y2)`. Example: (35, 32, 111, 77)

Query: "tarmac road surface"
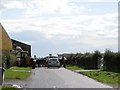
(22, 67, 113, 88)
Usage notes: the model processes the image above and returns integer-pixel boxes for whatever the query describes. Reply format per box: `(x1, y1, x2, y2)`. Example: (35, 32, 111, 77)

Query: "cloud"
(1, 12, 118, 44)
(0, 0, 92, 17)
(71, 0, 119, 2)
(2, 14, 118, 56)
(1, 0, 118, 56)
(0, 0, 29, 9)
(24, 0, 92, 17)
(0, 3, 5, 10)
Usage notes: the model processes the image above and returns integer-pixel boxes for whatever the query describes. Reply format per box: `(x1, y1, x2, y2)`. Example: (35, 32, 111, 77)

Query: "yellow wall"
(0, 23, 13, 51)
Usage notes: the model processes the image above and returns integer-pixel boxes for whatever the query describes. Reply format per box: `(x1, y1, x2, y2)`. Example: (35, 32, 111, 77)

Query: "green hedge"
(77, 51, 101, 69)
(65, 50, 120, 72)
(103, 50, 120, 72)
(77, 53, 94, 69)
(65, 50, 102, 69)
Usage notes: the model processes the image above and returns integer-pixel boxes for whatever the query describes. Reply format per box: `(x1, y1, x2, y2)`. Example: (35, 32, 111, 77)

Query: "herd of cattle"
(31, 56, 67, 69)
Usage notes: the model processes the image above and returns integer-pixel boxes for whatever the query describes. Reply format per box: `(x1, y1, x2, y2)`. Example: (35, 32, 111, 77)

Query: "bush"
(65, 50, 119, 72)
(0, 54, 2, 67)
(2, 53, 16, 69)
(66, 51, 101, 69)
(103, 49, 113, 71)
(9, 54, 16, 67)
(103, 49, 120, 72)
(92, 50, 101, 69)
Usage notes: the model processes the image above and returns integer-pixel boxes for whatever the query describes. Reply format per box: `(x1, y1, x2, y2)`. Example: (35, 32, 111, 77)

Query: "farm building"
(11, 39, 31, 57)
(0, 23, 13, 85)
(0, 23, 32, 84)
(0, 23, 13, 67)
(0, 23, 13, 52)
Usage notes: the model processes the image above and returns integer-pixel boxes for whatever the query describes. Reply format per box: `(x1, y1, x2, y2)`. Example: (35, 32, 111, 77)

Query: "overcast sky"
(0, 0, 119, 57)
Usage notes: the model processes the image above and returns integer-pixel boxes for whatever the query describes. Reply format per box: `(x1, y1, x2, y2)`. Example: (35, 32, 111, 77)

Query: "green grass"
(66, 65, 84, 70)
(9, 66, 31, 70)
(0, 86, 2, 90)
(79, 71, 120, 85)
(4, 66, 31, 80)
(1, 85, 20, 90)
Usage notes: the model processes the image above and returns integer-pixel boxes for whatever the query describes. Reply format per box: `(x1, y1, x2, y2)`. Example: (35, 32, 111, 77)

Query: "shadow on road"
(43, 67, 61, 69)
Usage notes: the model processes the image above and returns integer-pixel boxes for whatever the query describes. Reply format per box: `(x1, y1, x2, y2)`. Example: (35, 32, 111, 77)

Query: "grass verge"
(66, 65, 84, 70)
(4, 66, 31, 80)
(0, 86, 2, 90)
(79, 71, 120, 85)
(1, 85, 20, 90)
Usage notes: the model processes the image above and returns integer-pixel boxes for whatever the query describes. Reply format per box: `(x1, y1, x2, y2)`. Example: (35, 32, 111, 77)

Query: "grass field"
(79, 71, 120, 85)
(66, 65, 84, 70)
(4, 66, 31, 80)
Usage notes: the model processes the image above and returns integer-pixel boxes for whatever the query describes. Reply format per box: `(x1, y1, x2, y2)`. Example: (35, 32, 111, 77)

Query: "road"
(20, 67, 113, 88)
(3, 67, 114, 88)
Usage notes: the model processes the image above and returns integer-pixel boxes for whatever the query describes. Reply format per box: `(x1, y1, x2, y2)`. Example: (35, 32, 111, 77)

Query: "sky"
(0, 0, 119, 57)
